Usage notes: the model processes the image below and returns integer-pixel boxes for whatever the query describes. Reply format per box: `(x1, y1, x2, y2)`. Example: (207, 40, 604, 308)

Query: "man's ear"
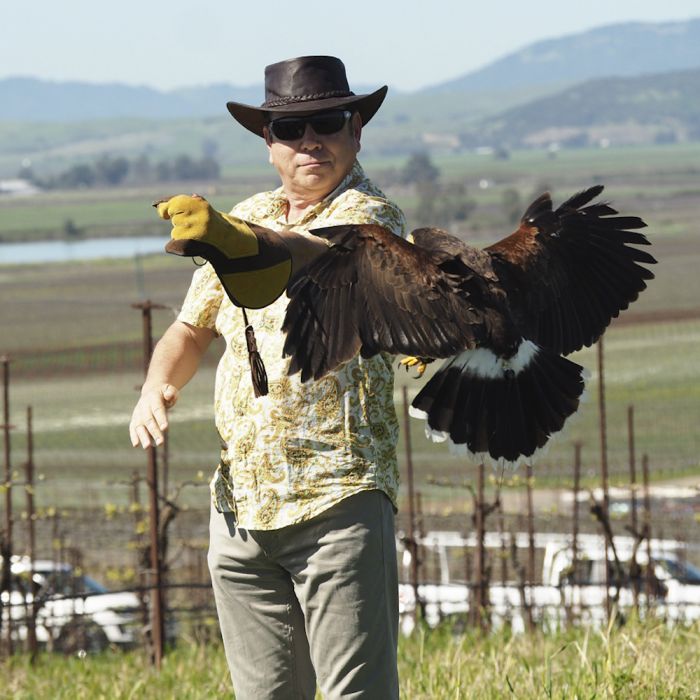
(352, 112, 362, 152)
(263, 126, 274, 163)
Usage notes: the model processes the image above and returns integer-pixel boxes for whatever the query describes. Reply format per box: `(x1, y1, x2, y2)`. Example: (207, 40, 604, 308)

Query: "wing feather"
(485, 186, 656, 355)
(283, 224, 484, 380)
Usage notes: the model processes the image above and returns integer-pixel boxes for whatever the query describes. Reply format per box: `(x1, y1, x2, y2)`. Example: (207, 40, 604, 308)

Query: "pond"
(0, 236, 168, 265)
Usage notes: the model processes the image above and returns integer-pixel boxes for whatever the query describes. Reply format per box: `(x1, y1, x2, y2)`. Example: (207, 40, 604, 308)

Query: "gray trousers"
(208, 490, 399, 700)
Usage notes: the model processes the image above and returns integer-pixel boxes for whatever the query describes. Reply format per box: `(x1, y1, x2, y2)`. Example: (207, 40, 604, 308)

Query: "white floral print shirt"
(178, 161, 406, 530)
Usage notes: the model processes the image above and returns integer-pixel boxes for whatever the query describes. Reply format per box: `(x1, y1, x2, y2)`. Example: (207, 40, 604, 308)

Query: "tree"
(414, 181, 438, 227)
(170, 155, 220, 181)
(195, 156, 220, 180)
(130, 154, 153, 183)
(441, 182, 475, 223)
(502, 188, 522, 225)
(59, 164, 95, 188)
(201, 138, 219, 160)
(63, 218, 83, 238)
(399, 152, 440, 186)
(156, 159, 173, 182)
(413, 180, 476, 229)
(17, 162, 37, 184)
(95, 155, 129, 186)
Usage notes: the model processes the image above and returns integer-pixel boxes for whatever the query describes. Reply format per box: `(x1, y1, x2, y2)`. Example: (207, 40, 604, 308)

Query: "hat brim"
(226, 86, 388, 137)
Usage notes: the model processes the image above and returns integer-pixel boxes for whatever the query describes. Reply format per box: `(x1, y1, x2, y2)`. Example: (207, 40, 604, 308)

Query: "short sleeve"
(358, 198, 407, 238)
(320, 193, 407, 239)
(177, 262, 224, 331)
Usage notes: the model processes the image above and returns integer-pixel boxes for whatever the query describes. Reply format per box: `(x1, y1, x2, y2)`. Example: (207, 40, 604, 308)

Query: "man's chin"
(296, 169, 336, 189)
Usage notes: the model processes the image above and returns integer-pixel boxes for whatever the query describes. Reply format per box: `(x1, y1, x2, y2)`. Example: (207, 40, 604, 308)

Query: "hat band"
(263, 90, 355, 108)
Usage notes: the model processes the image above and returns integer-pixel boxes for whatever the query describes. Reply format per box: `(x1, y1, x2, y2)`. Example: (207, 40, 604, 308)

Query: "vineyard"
(2, 288, 699, 664)
(2, 145, 700, 695)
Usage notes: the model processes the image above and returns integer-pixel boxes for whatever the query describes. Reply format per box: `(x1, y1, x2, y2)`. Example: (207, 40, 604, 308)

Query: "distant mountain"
(0, 77, 386, 123)
(473, 68, 700, 148)
(428, 19, 700, 94)
(2, 18, 700, 175)
(2, 19, 700, 123)
(0, 77, 264, 121)
(2, 66, 700, 179)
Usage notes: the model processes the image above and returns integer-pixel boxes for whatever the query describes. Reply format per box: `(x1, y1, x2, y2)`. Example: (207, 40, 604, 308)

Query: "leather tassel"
(242, 308, 268, 397)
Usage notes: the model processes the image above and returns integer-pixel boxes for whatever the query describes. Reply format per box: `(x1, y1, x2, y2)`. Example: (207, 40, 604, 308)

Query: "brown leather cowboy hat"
(227, 55, 388, 137)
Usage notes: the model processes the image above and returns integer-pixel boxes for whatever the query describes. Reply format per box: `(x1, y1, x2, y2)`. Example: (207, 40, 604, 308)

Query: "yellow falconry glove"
(155, 194, 292, 309)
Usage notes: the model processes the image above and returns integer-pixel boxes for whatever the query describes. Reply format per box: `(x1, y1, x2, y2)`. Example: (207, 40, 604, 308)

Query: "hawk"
(282, 185, 655, 464)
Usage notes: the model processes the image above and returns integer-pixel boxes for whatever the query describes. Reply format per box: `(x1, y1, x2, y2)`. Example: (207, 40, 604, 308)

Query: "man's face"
(264, 110, 362, 201)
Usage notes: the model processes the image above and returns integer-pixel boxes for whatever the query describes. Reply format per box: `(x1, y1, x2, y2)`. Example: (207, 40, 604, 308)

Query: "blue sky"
(5, 1, 699, 91)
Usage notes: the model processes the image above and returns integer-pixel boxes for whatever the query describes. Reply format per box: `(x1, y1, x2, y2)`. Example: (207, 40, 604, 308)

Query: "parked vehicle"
(1, 556, 142, 653)
(397, 531, 700, 634)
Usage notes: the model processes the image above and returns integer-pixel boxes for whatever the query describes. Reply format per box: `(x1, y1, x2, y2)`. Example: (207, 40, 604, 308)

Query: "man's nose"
(299, 123, 323, 149)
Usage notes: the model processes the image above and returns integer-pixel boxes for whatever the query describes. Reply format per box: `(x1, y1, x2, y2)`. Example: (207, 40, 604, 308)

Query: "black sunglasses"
(268, 110, 353, 141)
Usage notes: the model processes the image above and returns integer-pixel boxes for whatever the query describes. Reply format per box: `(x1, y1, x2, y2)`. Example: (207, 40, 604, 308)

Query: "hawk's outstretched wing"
(283, 224, 491, 381)
(485, 185, 656, 355)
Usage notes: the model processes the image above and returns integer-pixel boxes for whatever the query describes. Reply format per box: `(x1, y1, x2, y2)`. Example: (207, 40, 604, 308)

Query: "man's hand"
(154, 194, 260, 258)
(129, 383, 180, 449)
(154, 194, 293, 310)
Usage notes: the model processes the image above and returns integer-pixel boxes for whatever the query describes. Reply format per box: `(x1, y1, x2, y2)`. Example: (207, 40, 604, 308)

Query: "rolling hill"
(2, 18, 699, 123)
(1, 18, 700, 177)
(429, 18, 700, 93)
(472, 68, 700, 149)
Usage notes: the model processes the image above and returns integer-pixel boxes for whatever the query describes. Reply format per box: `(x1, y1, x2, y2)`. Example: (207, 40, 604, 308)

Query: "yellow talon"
(399, 356, 428, 378)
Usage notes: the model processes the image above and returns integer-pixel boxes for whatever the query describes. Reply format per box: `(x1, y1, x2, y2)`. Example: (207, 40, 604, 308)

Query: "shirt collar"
(268, 160, 367, 227)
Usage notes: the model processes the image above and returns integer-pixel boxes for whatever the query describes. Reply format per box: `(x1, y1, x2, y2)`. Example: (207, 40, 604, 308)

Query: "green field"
(3, 311, 699, 512)
(2, 142, 700, 514)
(0, 178, 276, 242)
(1, 141, 698, 565)
(2, 142, 700, 698)
(4, 141, 700, 244)
(4, 619, 700, 699)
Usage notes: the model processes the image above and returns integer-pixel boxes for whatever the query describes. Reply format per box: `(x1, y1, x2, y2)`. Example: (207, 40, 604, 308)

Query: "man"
(129, 56, 405, 699)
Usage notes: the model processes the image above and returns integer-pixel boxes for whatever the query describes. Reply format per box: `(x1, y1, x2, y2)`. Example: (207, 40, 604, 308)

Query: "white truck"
(1, 556, 142, 652)
(397, 531, 700, 634)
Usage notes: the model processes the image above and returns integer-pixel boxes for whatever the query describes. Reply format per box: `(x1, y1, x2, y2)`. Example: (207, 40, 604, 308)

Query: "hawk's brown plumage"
(485, 185, 655, 355)
(282, 186, 656, 465)
(283, 224, 511, 382)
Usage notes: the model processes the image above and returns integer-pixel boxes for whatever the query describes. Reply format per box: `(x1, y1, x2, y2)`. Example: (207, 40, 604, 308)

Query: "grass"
(4, 618, 700, 699)
(1, 146, 700, 698)
(3, 128, 700, 697)
(0, 177, 277, 242)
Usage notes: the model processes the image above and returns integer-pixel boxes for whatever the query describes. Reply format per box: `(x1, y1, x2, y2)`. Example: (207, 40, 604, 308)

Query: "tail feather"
(410, 342, 585, 466)
(447, 367, 482, 445)
(422, 366, 464, 430)
(503, 375, 541, 459)
(481, 376, 514, 459)
(517, 361, 566, 449)
(535, 351, 584, 414)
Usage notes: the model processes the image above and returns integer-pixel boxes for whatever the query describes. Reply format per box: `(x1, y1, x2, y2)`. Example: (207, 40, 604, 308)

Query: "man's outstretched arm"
(129, 320, 216, 449)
